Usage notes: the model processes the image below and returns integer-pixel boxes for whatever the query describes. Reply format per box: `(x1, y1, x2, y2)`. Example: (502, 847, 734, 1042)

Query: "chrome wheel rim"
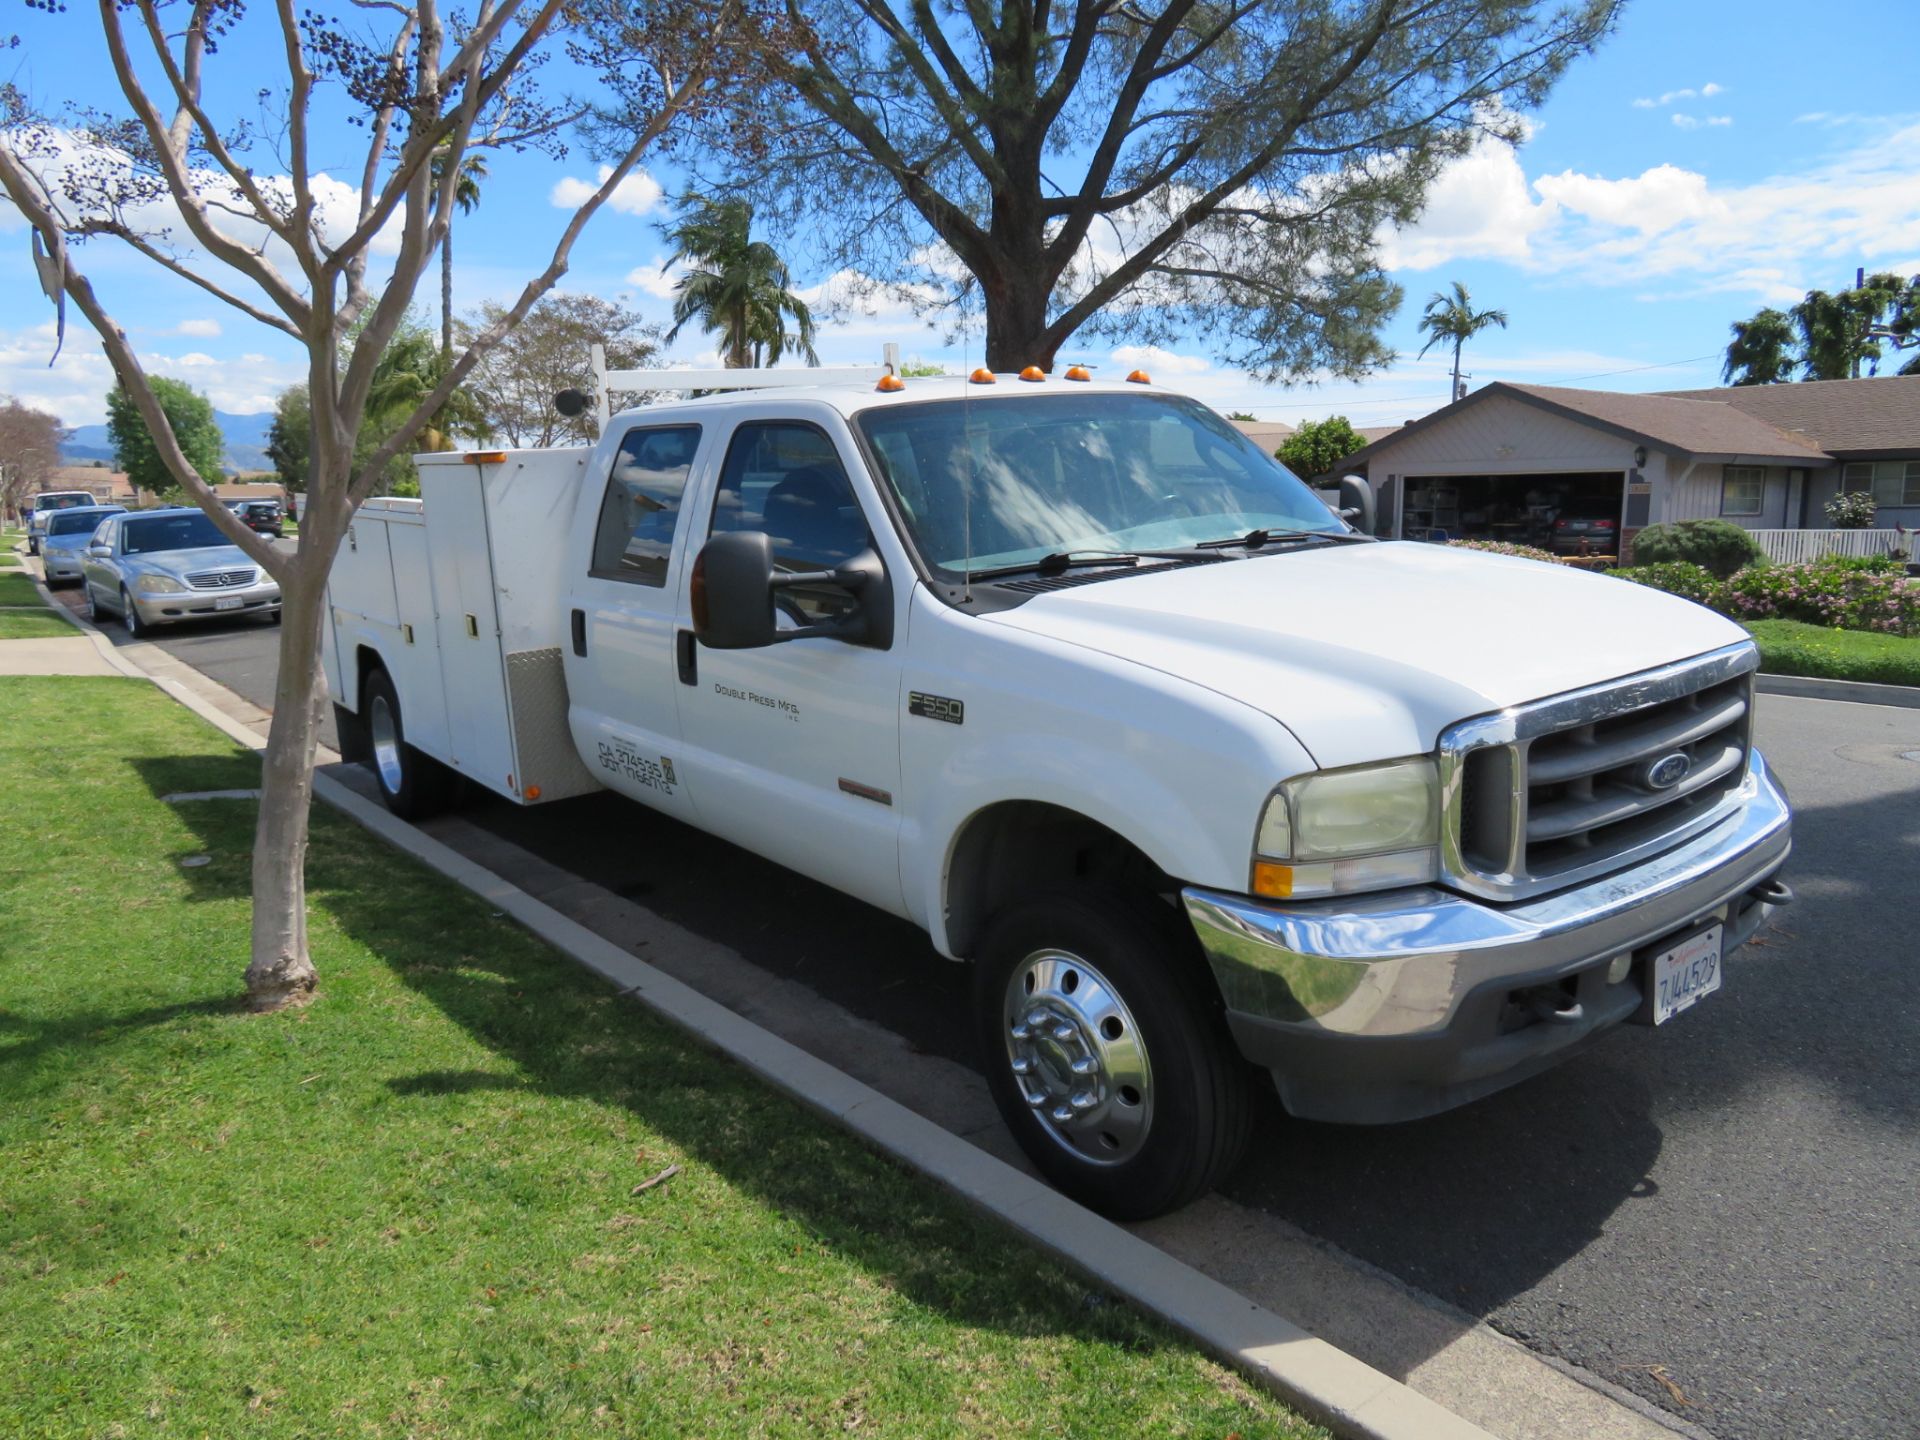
(1003, 949, 1152, 1166)
(368, 694, 405, 795)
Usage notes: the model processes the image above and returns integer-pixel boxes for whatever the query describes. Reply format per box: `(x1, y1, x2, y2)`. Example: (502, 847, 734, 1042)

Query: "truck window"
(710, 422, 871, 621)
(589, 424, 702, 587)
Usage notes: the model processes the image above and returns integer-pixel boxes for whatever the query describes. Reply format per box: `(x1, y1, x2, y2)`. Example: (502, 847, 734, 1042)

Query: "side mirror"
(1337, 475, 1376, 537)
(691, 531, 893, 651)
(88, 542, 111, 557)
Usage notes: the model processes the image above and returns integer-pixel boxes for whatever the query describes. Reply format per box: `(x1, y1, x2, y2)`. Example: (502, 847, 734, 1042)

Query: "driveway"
(48, 580, 1920, 1440)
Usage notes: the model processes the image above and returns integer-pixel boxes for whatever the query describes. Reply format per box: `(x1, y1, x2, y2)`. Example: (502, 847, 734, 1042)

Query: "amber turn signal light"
(969, 367, 997, 384)
(1124, 369, 1151, 385)
(1064, 365, 1092, 381)
(1019, 365, 1045, 382)
(465, 450, 509, 465)
(875, 374, 906, 392)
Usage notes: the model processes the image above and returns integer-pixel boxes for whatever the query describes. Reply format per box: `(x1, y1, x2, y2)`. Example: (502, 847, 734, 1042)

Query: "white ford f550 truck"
(322, 367, 1793, 1218)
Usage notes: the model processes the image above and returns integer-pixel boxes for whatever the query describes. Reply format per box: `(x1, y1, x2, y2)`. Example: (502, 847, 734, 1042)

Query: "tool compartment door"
(421, 462, 517, 791)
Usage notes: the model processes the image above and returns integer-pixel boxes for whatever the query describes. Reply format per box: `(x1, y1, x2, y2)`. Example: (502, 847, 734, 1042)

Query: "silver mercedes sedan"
(37, 505, 127, 586)
(80, 507, 282, 637)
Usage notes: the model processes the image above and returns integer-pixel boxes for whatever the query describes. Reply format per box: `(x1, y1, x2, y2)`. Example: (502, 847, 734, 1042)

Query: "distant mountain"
(60, 409, 276, 474)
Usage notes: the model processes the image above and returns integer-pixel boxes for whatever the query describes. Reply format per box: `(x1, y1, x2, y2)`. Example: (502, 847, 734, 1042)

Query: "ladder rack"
(590, 342, 901, 429)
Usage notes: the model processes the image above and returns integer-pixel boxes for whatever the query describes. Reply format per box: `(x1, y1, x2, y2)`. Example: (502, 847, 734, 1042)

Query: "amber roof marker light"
(1019, 365, 1046, 382)
(1124, 369, 1151, 385)
(969, 367, 998, 384)
(875, 374, 906, 392)
(1064, 365, 1092, 381)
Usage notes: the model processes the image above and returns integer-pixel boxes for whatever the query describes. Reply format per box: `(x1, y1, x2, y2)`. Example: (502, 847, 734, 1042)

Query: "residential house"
(1323, 376, 1920, 557)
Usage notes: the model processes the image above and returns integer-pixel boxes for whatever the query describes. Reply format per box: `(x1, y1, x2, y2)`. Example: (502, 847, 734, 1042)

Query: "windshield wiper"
(959, 550, 1146, 582)
(1192, 528, 1368, 551)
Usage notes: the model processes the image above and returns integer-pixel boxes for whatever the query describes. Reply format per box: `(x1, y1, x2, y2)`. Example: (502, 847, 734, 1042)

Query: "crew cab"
(321, 362, 1792, 1219)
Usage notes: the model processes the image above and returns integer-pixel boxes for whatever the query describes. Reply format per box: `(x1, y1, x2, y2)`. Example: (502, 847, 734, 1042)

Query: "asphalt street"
(51, 571, 1920, 1440)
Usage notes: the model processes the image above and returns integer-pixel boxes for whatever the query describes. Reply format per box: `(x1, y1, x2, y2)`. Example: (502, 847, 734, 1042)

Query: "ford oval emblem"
(1645, 752, 1692, 790)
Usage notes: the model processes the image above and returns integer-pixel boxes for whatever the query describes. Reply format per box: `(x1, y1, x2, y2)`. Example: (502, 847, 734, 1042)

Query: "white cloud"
(1384, 118, 1920, 305)
(0, 321, 306, 425)
(624, 254, 686, 300)
(174, 318, 222, 337)
(1632, 82, 1725, 109)
(1109, 344, 1210, 375)
(549, 166, 662, 217)
(1671, 113, 1733, 130)
(1379, 134, 1551, 269)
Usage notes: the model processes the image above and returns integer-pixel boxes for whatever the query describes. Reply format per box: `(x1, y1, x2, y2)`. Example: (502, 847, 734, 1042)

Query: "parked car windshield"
(856, 392, 1342, 576)
(48, 510, 119, 536)
(122, 512, 230, 554)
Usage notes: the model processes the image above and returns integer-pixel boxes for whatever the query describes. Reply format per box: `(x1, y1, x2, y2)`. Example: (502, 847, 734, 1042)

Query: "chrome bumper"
(135, 581, 282, 623)
(1183, 749, 1792, 1123)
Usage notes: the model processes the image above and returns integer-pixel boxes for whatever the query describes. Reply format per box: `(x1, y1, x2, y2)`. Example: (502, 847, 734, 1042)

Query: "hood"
(129, 544, 259, 578)
(985, 541, 1749, 769)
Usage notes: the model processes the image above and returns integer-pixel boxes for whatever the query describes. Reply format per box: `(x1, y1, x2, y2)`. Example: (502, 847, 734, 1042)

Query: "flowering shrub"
(1613, 555, 1920, 636)
(1824, 490, 1879, 529)
(1446, 539, 1561, 562)
(1717, 559, 1920, 636)
(1612, 562, 1718, 604)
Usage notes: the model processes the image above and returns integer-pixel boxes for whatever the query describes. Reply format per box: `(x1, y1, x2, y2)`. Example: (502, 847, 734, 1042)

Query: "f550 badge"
(908, 691, 964, 725)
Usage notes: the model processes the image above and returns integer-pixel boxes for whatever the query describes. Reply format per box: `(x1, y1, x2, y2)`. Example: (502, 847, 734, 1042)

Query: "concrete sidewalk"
(0, 633, 121, 676)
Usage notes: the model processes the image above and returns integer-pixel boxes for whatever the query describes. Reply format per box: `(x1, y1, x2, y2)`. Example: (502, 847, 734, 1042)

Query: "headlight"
(1252, 757, 1439, 900)
(135, 574, 186, 594)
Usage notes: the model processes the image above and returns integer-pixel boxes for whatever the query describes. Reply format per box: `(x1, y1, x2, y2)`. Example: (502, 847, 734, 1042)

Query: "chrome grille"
(185, 568, 256, 590)
(1440, 644, 1758, 901)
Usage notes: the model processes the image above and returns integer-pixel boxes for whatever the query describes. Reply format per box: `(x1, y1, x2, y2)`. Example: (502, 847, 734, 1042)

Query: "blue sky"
(4, 0, 1917, 431)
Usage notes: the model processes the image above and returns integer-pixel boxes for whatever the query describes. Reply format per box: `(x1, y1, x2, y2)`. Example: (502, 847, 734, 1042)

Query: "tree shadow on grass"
(131, 761, 1198, 1360)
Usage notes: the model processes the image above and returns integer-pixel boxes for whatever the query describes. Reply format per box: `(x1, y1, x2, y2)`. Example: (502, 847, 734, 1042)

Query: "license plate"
(215, 595, 243, 611)
(1651, 924, 1722, 1024)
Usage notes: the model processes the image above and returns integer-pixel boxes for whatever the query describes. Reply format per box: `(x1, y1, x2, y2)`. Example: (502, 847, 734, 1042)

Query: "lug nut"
(1010, 1023, 1031, 1040)
(1028, 1092, 1049, 1109)
(1051, 1023, 1076, 1043)
(1069, 1091, 1097, 1112)
(1010, 1057, 1031, 1075)
(1026, 1009, 1049, 1030)
(1070, 1056, 1098, 1076)
(1050, 1104, 1075, 1123)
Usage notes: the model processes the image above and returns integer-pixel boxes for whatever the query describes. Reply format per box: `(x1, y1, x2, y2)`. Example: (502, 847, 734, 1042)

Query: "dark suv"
(228, 499, 284, 538)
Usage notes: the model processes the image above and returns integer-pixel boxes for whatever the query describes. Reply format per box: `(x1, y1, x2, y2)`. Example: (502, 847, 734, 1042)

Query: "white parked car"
(322, 369, 1792, 1218)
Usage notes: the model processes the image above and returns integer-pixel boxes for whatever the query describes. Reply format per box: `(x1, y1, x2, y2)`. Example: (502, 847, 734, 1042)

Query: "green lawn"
(0, 676, 1320, 1440)
(0, 611, 76, 639)
(1744, 620, 1920, 688)
(0, 571, 46, 606)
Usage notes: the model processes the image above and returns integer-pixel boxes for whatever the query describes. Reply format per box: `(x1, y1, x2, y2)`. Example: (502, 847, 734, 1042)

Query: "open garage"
(1399, 469, 1624, 555)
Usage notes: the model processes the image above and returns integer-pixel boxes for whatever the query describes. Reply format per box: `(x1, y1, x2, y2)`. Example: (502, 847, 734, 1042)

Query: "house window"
(1720, 466, 1765, 517)
(1868, 460, 1920, 508)
(1843, 460, 1876, 494)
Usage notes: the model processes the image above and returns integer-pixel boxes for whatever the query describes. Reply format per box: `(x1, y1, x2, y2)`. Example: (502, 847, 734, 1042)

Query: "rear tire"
(361, 667, 458, 820)
(973, 884, 1252, 1220)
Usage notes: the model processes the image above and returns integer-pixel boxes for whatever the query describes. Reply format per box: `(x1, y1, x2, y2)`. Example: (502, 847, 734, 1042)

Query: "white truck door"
(673, 415, 907, 917)
(563, 421, 706, 817)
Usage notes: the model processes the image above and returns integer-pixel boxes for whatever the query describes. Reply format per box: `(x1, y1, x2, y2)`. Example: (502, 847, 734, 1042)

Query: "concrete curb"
(64, 586, 1497, 1440)
(1756, 672, 1920, 709)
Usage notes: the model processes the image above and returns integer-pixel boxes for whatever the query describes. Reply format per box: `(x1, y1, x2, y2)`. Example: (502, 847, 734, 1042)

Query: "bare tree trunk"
(243, 553, 331, 1011)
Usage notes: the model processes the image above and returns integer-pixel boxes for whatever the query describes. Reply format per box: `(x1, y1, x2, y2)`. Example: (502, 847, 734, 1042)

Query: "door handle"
(676, 628, 697, 686)
(571, 608, 587, 657)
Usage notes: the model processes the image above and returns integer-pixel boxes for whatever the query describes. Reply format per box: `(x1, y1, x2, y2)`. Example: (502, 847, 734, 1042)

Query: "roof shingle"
(1655, 375, 1920, 454)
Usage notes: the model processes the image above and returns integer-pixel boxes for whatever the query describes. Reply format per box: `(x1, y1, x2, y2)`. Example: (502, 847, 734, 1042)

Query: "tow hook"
(1750, 878, 1794, 907)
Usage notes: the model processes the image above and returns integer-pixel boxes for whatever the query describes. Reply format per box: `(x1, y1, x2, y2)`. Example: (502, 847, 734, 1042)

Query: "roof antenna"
(962, 323, 975, 604)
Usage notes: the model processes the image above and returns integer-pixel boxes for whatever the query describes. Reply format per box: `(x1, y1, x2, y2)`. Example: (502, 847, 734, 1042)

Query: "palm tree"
(1417, 281, 1508, 402)
(430, 148, 488, 358)
(661, 195, 818, 368)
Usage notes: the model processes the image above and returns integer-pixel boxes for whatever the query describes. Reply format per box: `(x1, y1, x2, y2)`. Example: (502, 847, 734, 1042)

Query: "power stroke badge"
(908, 692, 965, 725)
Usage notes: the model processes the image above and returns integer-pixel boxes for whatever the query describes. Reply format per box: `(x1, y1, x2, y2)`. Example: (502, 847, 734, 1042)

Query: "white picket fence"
(1748, 529, 1911, 564)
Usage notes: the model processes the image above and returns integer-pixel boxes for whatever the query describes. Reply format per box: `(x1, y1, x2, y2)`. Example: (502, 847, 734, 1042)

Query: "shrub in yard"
(1612, 561, 1719, 605)
(1824, 490, 1879, 529)
(1813, 552, 1905, 574)
(1718, 560, 1920, 636)
(1446, 539, 1562, 562)
(1627, 519, 1766, 578)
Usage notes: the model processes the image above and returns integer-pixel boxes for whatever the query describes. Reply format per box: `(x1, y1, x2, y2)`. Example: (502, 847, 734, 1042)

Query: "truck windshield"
(122, 512, 229, 554)
(855, 392, 1342, 577)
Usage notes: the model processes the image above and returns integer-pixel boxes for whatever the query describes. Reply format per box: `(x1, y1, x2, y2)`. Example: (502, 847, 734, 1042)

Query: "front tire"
(973, 885, 1252, 1220)
(361, 667, 458, 820)
(120, 587, 150, 638)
